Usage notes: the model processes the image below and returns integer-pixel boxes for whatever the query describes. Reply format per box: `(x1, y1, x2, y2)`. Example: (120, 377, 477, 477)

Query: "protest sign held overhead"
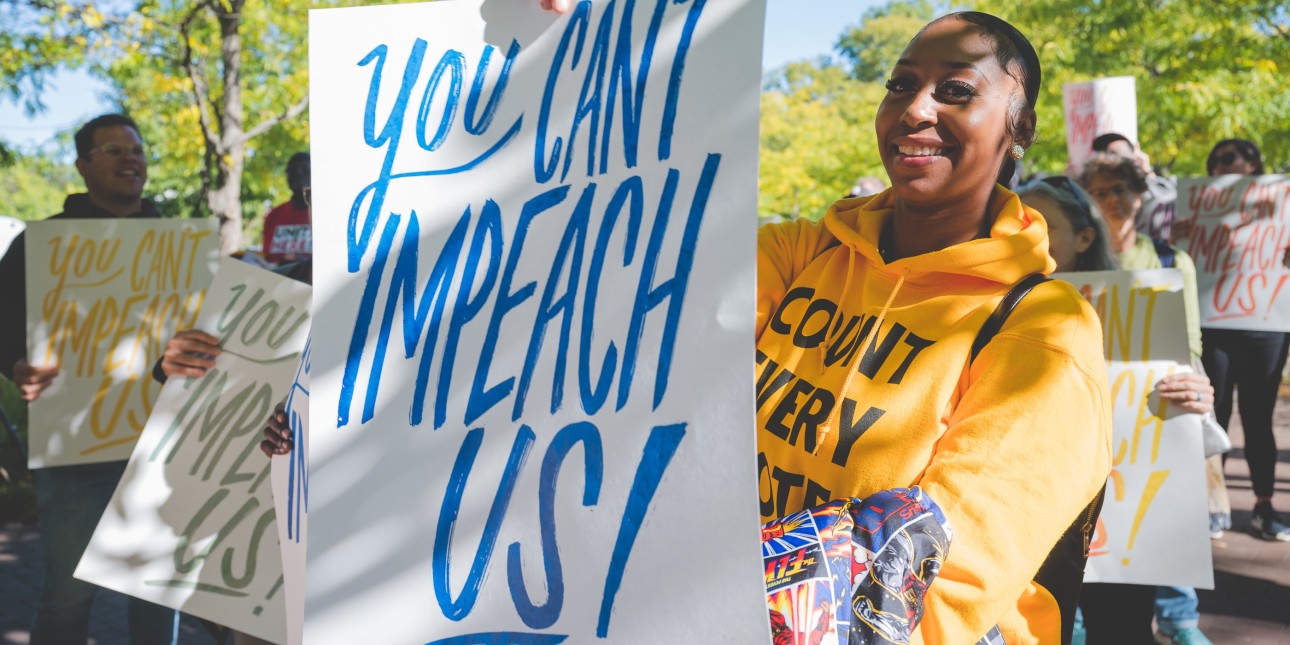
(23, 218, 219, 468)
(1063, 76, 1137, 174)
(1176, 174, 1290, 331)
(76, 258, 311, 644)
(307, 0, 768, 642)
(1057, 269, 1212, 588)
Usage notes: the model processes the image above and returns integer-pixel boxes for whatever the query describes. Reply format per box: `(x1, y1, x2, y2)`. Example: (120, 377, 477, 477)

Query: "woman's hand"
(260, 401, 292, 457)
(1156, 372, 1214, 415)
(539, 0, 573, 13)
(161, 330, 222, 378)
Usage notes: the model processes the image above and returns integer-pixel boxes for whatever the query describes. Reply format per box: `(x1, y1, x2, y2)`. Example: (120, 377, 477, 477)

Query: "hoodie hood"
(821, 185, 1056, 285)
(56, 193, 160, 220)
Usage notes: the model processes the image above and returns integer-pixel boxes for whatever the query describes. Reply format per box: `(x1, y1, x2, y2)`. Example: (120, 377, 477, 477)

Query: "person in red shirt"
(261, 152, 311, 266)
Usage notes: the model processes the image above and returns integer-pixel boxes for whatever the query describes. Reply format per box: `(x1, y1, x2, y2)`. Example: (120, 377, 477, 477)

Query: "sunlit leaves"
(968, 0, 1290, 174)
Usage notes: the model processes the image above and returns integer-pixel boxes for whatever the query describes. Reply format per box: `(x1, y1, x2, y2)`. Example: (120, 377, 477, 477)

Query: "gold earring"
(1009, 144, 1025, 160)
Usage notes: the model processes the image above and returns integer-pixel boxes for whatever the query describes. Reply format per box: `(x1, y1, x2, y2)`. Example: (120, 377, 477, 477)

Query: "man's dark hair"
(74, 114, 141, 160)
(286, 152, 310, 192)
(1091, 132, 1133, 153)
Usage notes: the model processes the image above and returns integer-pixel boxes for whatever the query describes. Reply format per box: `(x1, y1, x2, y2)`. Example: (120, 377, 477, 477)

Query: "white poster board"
(23, 218, 219, 467)
(1176, 174, 1290, 331)
(76, 258, 312, 643)
(1056, 269, 1213, 588)
(270, 336, 310, 645)
(307, 0, 768, 643)
(1063, 76, 1137, 174)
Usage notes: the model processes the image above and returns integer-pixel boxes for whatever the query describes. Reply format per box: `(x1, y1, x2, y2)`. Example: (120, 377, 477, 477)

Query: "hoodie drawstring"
(812, 263, 908, 456)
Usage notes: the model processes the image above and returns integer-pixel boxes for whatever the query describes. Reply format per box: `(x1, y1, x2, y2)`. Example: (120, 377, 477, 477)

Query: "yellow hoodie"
(756, 187, 1112, 645)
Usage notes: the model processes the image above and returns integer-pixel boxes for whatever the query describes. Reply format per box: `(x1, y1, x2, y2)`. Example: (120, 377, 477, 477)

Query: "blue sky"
(0, 0, 883, 150)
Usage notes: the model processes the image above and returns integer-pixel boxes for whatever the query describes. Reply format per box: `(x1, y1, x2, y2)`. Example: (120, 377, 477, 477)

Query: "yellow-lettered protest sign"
(24, 219, 219, 468)
(1057, 269, 1212, 588)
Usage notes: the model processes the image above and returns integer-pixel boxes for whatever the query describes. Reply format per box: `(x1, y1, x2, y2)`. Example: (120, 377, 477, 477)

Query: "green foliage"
(965, 0, 1290, 175)
(0, 151, 79, 221)
(3, 0, 421, 248)
(0, 375, 34, 525)
(760, 60, 887, 219)
(0, 2, 94, 112)
(835, 0, 936, 82)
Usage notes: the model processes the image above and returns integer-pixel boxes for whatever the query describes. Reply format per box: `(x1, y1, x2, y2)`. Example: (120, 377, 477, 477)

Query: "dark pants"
(30, 461, 178, 645)
(1079, 582, 1157, 644)
(1201, 328, 1290, 499)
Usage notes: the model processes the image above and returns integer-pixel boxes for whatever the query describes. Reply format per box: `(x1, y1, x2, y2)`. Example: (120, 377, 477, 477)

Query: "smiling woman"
(751, 13, 1110, 644)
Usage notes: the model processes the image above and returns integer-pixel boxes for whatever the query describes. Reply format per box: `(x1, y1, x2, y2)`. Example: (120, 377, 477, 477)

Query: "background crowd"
(0, 1, 1288, 645)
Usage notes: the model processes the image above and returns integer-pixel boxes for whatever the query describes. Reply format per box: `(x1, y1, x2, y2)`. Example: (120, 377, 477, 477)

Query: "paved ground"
(1192, 400, 1290, 644)
(2, 406, 1288, 644)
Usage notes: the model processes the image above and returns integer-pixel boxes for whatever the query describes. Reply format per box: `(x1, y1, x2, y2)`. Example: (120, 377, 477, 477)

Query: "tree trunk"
(208, 0, 245, 256)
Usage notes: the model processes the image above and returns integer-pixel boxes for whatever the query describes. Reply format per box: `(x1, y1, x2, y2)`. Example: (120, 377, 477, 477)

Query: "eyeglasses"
(1041, 176, 1093, 220)
(88, 143, 146, 159)
(1087, 183, 1136, 203)
(1214, 151, 1244, 166)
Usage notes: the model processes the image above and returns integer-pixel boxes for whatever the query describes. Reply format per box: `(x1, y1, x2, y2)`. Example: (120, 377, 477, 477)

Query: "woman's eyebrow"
(894, 58, 985, 74)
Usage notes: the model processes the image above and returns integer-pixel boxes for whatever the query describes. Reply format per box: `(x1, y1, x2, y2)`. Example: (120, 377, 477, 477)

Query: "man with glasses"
(0, 113, 180, 644)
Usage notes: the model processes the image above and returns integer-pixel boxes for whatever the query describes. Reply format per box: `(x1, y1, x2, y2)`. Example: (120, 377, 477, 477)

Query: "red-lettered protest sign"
(1062, 76, 1137, 174)
(1176, 175, 1290, 331)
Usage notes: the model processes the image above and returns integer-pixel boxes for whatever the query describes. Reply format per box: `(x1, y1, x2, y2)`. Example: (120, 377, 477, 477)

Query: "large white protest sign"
(1176, 174, 1290, 331)
(270, 336, 310, 645)
(23, 218, 219, 467)
(1057, 269, 1212, 588)
(1063, 76, 1137, 173)
(307, 0, 768, 642)
(76, 258, 311, 644)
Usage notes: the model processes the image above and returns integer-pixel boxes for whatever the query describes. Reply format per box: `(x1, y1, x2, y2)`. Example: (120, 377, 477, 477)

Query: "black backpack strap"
(1152, 238, 1176, 268)
(968, 272, 1101, 645)
(971, 273, 1051, 362)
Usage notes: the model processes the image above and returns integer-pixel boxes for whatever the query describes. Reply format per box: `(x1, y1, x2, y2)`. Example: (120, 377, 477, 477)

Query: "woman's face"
(1022, 192, 1092, 273)
(1210, 144, 1257, 176)
(875, 18, 1026, 208)
(1086, 173, 1142, 227)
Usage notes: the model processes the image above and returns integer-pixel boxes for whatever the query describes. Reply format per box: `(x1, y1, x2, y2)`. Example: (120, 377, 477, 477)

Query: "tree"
(0, 151, 80, 221)
(93, 0, 316, 253)
(760, 59, 888, 219)
(967, 0, 1290, 175)
(835, 0, 936, 82)
(0, 2, 92, 111)
(2, 1, 417, 254)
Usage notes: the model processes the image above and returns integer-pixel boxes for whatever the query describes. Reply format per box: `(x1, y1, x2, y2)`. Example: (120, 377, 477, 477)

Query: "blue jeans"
(1155, 585, 1200, 633)
(30, 461, 178, 645)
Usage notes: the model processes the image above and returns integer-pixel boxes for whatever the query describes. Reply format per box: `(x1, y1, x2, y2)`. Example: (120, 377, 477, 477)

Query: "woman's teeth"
(898, 146, 943, 156)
